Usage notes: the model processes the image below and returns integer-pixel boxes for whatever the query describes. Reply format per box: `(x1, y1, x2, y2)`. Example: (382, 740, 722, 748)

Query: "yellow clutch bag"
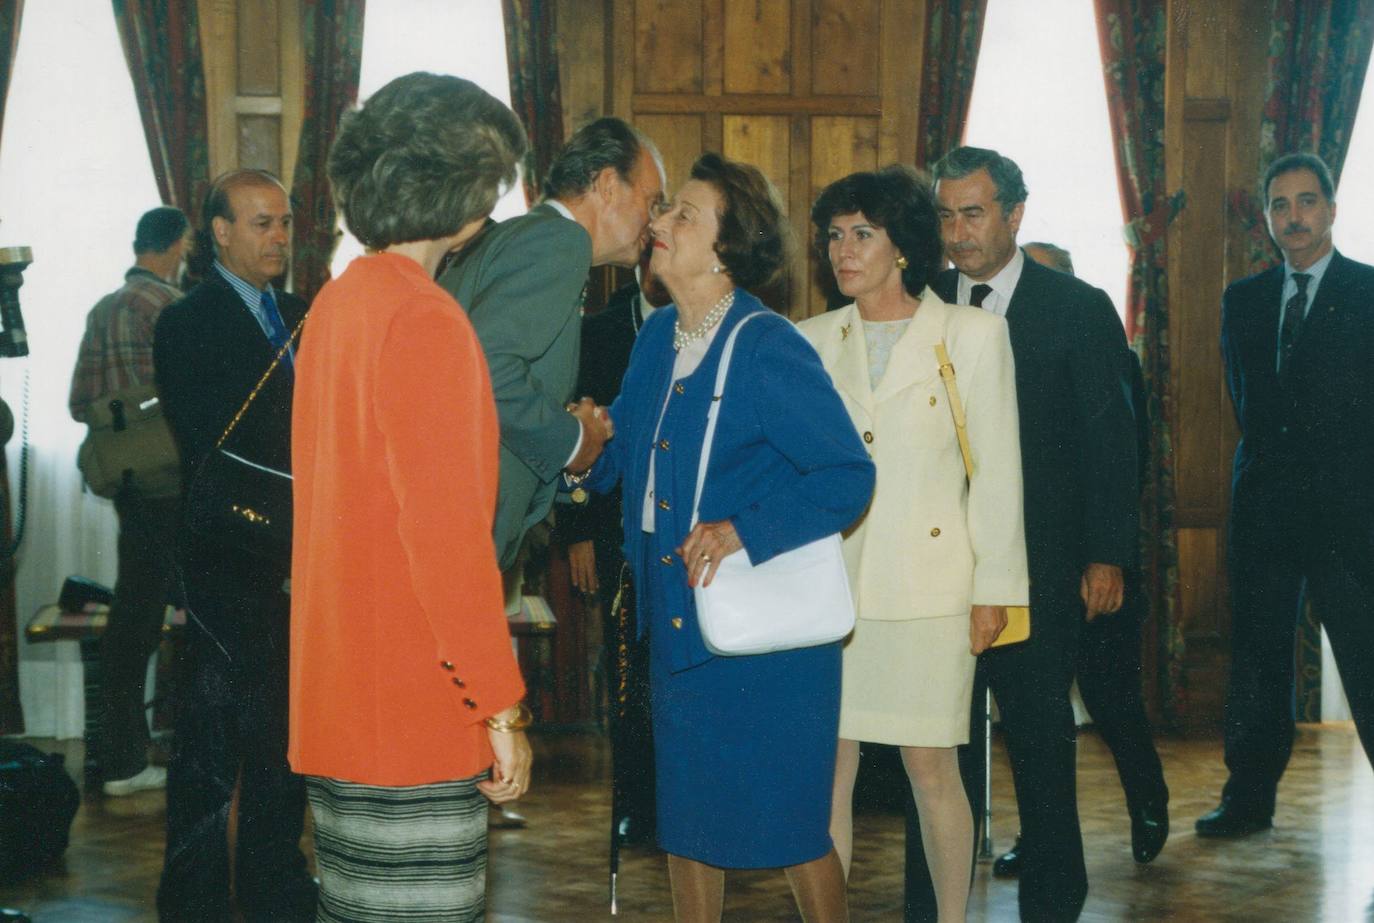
(935, 341, 1031, 649)
(993, 606, 1031, 647)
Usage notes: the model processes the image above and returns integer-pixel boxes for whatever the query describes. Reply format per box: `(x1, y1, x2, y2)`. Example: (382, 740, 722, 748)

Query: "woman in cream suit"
(799, 165, 1028, 922)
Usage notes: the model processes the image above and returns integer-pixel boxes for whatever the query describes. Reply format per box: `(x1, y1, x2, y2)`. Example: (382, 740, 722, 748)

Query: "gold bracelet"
(484, 701, 533, 733)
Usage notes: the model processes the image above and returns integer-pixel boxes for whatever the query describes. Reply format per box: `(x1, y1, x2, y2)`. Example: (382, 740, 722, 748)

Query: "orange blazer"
(289, 252, 524, 786)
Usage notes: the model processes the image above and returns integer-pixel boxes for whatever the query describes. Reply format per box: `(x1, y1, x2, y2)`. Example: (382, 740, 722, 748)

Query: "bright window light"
(329, 0, 527, 277)
(0, 1, 161, 735)
(962, 0, 1130, 319)
(1332, 61, 1374, 265)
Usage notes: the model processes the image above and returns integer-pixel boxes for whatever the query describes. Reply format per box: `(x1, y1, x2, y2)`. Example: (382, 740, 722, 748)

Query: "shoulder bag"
(691, 312, 857, 656)
(182, 314, 305, 563)
(935, 340, 1030, 647)
(76, 383, 181, 499)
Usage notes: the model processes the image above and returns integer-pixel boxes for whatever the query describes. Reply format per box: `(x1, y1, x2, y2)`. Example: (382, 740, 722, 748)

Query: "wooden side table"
(24, 604, 184, 781)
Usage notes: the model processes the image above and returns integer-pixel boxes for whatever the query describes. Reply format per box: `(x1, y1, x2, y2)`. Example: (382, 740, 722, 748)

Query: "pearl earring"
(711, 264, 723, 274)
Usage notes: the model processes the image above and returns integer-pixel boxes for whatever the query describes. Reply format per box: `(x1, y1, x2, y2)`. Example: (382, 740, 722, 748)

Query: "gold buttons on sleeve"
(671, 617, 683, 629)
(658, 499, 670, 510)
(659, 439, 670, 450)
(660, 554, 673, 565)
(930, 527, 941, 537)
(674, 382, 685, 394)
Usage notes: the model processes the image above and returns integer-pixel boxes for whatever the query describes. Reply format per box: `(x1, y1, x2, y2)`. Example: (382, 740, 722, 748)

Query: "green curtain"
(502, 0, 565, 203)
(289, 0, 365, 306)
(914, 0, 987, 169)
(112, 0, 210, 213)
(1233, 0, 1374, 272)
(0, 0, 22, 736)
(1094, 0, 1185, 724)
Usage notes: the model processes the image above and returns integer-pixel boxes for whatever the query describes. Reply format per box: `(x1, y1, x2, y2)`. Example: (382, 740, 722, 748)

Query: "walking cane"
(608, 564, 632, 914)
(979, 687, 994, 859)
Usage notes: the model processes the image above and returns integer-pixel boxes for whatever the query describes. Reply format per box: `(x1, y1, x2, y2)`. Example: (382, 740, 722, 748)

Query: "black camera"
(0, 245, 32, 359)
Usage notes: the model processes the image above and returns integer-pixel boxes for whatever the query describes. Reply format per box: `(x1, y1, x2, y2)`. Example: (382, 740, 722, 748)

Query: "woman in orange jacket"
(288, 72, 530, 922)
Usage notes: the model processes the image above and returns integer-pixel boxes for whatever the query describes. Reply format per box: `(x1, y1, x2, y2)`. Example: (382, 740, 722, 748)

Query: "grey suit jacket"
(439, 203, 594, 569)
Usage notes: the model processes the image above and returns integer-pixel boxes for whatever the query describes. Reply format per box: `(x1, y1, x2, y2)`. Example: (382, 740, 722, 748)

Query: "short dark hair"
(931, 145, 1028, 215)
(1263, 152, 1335, 206)
(690, 152, 789, 291)
(328, 72, 527, 250)
(811, 165, 944, 297)
(133, 206, 188, 255)
(194, 169, 287, 272)
(543, 117, 661, 201)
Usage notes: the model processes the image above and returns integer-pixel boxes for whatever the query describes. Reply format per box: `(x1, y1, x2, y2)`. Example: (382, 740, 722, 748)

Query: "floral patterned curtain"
(1094, 0, 1185, 723)
(0, 0, 23, 736)
(289, 0, 365, 306)
(1232, 0, 1374, 272)
(112, 0, 210, 213)
(914, 0, 988, 169)
(1233, 0, 1374, 720)
(502, 0, 564, 203)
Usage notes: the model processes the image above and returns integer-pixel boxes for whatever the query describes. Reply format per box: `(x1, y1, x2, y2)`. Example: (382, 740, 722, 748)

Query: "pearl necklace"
(673, 290, 735, 351)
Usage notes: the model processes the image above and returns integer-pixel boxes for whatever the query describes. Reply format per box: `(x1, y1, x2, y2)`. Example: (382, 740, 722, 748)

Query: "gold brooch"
(841, 323, 851, 341)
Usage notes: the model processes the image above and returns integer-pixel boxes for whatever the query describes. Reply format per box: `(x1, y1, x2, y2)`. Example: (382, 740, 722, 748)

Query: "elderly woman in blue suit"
(580, 152, 874, 922)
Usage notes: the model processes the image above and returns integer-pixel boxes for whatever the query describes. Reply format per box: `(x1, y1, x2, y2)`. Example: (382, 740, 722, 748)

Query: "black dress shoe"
(1195, 800, 1272, 838)
(992, 835, 1025, 877)
(1131, 800, 1169, 862)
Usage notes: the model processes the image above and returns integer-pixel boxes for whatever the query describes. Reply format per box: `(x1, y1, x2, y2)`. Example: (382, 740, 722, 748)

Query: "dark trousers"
(603, 559, 655, 836)
(97, 492, 180, 781)
(157, 573, 314, 923)
(905, 588, 1086, 923)
(1222, 506, 1374, 815)
(1076, 588, 1168, 813)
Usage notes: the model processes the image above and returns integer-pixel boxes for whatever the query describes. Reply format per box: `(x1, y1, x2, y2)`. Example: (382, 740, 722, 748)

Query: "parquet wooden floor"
(1, 724, 1370, 921)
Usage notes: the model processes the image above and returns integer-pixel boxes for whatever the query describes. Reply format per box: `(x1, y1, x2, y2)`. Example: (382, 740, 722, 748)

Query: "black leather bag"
(0, 741, 80, 884)
(183, 316, 303, 563)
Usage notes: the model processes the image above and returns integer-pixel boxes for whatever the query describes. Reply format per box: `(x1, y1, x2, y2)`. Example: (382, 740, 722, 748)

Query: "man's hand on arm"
(1081, 562, 1124, 621)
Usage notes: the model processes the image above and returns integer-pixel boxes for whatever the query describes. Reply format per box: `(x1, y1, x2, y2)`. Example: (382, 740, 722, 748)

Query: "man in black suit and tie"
(153, 169, 315, 922)
(990, 242, 1168, 879)
(1197, 152, 1374, 838)
(903, 146, 1140, 922)
(554, 251, 668, 844)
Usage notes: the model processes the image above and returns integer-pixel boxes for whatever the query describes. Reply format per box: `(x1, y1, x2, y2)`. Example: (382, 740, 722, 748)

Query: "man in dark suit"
(554, 252, 667, 843)
(440, 117, 664, 571)
(907, 146, 1140, 922)
(990, 242, 1169, 879)
(1198, 152, 1374, 838)
(153, 169, 314, 922)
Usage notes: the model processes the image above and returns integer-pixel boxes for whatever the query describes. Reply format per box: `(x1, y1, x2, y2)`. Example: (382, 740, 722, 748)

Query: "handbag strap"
(214, 310, 309, 449)
(689, 312, 766, 527)
(935, 340, 975, 480)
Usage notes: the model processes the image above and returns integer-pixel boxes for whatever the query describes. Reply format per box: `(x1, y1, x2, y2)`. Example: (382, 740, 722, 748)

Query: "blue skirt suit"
(585, 291, 875, 868)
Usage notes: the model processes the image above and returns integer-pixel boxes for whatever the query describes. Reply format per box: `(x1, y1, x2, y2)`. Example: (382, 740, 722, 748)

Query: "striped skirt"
(306, 774, 489, 922)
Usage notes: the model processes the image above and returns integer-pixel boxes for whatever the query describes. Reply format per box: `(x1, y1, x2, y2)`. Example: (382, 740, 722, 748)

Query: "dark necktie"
(970, 284, 993, 309)
(260, 289, 294, 372)
(1278, 272, 1310, 377)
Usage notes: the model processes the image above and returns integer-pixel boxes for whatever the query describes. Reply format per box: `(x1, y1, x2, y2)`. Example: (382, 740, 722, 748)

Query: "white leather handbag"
(690, 313, 857, 656)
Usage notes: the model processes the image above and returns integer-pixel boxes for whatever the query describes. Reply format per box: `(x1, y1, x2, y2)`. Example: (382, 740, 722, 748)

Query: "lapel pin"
(841, 323, 851, 341)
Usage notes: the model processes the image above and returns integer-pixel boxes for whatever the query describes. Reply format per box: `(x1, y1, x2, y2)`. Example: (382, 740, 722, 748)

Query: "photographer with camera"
(68, 206, 190, 797)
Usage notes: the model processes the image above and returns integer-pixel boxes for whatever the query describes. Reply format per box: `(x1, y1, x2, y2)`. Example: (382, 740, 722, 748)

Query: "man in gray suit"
(441, 117, 664, 569)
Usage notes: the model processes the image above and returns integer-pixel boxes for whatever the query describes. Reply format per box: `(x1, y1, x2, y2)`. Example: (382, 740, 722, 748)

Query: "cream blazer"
(798, 292, 1029, 620)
